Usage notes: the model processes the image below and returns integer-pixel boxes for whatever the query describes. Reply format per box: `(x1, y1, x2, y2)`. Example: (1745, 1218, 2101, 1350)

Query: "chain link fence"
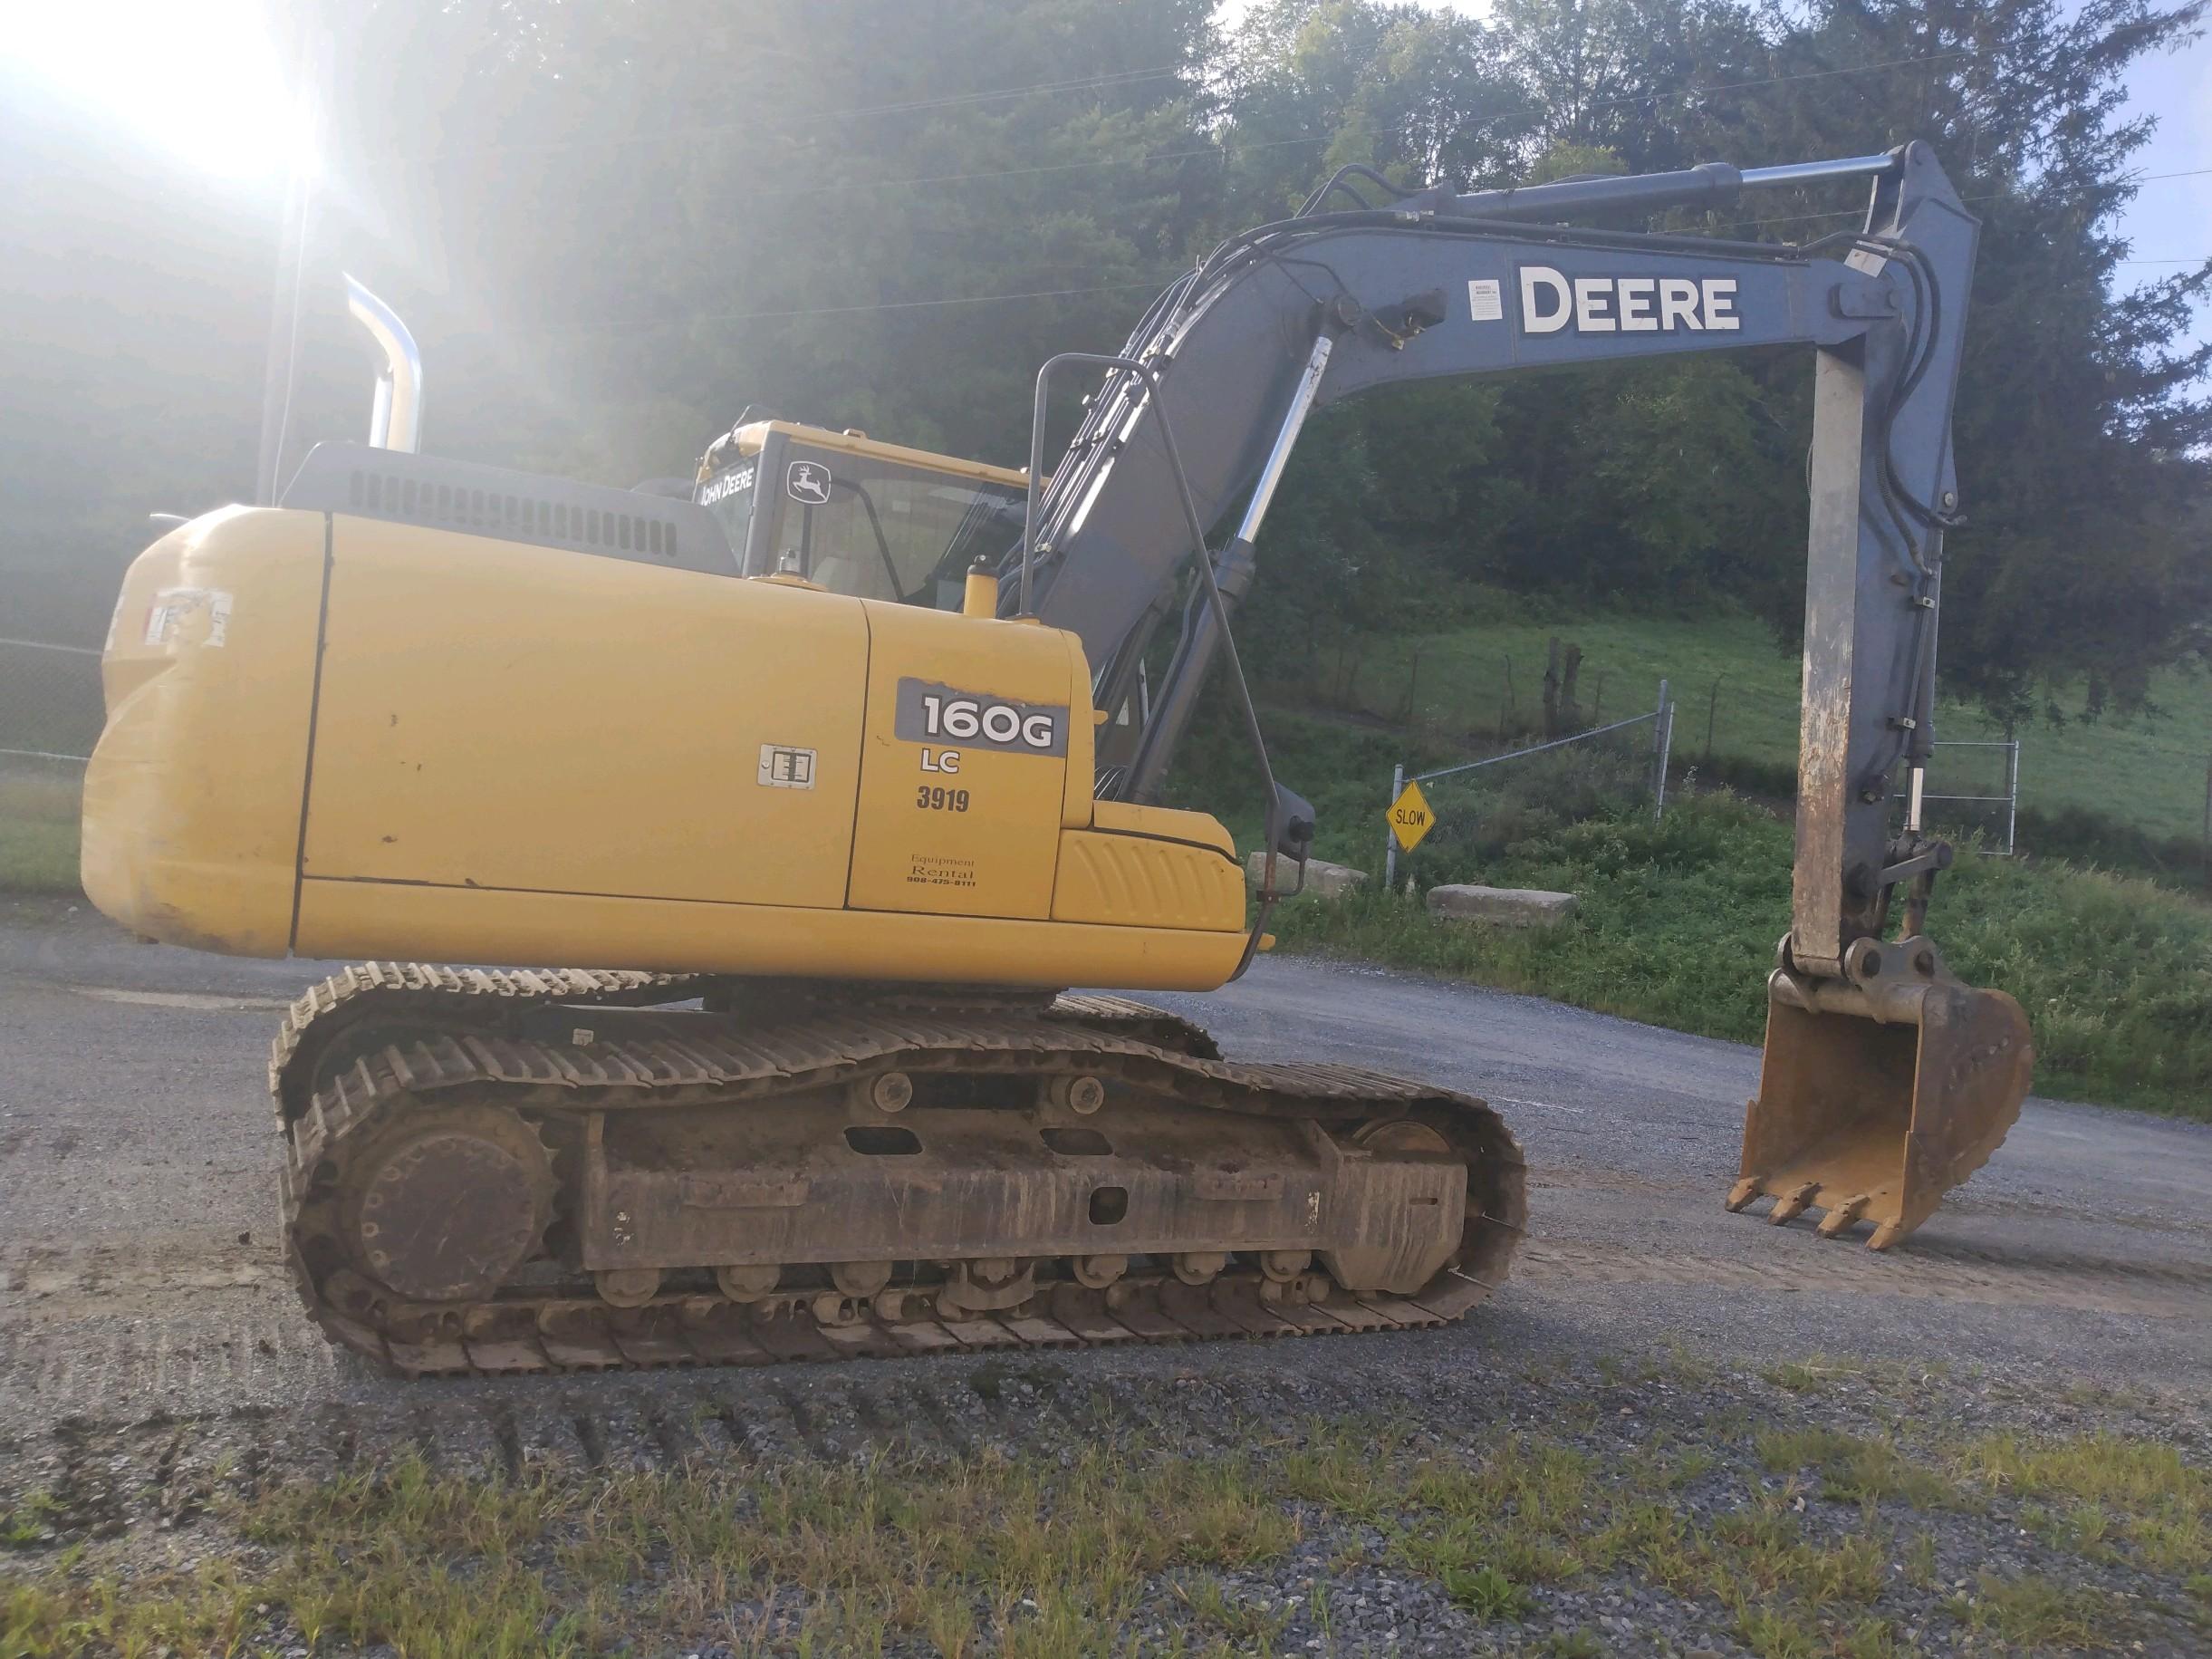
(1, 636, 101, 891)
(1897, 738, 2020, 854)
(1382, 681, 1676, 887)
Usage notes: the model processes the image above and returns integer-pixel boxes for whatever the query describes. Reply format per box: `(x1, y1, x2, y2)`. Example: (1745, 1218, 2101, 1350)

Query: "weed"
(1754, 1426, 1961, 1511)
(1441, 1562, 1531, 1621)
(1274, 1423, 1399, 1524)
(1954, 1431, 2210, 1572)
(2024, 1499, 2117, 1559)
(1733, 1601, 1822, 1659)
(1, 1491, 60, 1549)
(1899, 1530, 1939, 1591)
(1762, 1359, 1837, 1394)
(1946, 1569, 2127, 1648)
(1841, 1616, 1904, 1658)
(1660, 1339, 1719, 1387)
(1674, 1446, 1719, 1483)
(1173, 1575, 1288, 1645)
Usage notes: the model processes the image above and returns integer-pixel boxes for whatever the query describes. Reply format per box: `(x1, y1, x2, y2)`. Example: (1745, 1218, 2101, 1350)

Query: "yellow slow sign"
(1388, 778, 1435, 853)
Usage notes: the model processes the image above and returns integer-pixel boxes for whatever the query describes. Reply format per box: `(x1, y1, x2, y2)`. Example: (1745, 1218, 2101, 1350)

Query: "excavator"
(81, 140, 2032, 1375)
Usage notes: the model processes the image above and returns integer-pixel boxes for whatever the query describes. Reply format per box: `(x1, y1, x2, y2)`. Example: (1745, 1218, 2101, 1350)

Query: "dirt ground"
(2, 894, 2207, 1654)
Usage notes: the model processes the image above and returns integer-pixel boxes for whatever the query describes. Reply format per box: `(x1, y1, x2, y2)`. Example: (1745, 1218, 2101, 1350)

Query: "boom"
(1015, 141, 2028, 1247)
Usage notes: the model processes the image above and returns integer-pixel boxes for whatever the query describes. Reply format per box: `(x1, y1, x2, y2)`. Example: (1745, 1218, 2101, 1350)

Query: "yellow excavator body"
(84, 506, 1248, 989)
(80, 141, 2035, 1372)
(82, 497, 1530, 1376)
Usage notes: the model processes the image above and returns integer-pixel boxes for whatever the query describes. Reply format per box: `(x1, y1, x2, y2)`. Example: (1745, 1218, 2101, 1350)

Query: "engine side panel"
(79, 507, 325, 953)
(301, 516, 869, 908)
(845, 601, 1081, 921)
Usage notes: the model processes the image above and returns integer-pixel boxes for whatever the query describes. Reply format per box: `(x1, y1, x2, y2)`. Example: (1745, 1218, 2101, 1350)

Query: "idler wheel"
(1073, 1253, 1127, 1288)
(595, 1268, 662, 1307)
(832, 1260, 894, 1297)
(343, 1106, 553, 1302)
(716, 1263, 782, 1302)
(1173, 1250, 1229, 1286)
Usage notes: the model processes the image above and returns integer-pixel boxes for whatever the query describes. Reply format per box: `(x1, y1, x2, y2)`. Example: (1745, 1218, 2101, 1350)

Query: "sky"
(2, 0, 2204, 345)
(2114, 24, 2212, 312)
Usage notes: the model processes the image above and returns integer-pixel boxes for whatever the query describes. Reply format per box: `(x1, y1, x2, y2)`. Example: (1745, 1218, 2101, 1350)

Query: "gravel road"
(2, 893, 2207, 1653)
(3, 893, 2207, 1442)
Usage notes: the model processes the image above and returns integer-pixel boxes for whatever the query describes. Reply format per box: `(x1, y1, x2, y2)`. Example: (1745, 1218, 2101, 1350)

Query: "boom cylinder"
(1124, 330, 1335, 802)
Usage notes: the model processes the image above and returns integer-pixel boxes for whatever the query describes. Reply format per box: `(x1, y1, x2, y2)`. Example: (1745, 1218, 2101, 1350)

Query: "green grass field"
(0, 769, 80, 893)
(1263, 786, 2212, 1121)
(1165, 702, 2212, 1120)
(1291, 606, 2212, 849)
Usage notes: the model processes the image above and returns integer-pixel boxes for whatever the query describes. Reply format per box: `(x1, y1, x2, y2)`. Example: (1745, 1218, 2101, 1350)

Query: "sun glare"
(4, 0, 314, 183)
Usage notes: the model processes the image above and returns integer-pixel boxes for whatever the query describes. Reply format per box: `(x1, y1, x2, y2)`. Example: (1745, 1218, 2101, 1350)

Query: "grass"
(0, 1494, 59, 1550)
(1237, 755, 2212, 1119)
(1954, 1432, 2211, 1576)
(0, 770, 79, 893)
(1753, 1427, 1967, 1512)
(1292, 601, 2212, 848)
(3, 1401, 2201, 1656)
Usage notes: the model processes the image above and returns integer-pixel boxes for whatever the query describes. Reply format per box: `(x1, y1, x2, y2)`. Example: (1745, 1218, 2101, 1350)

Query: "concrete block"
(1426, 883, 1578, 928)
(1247, 853, 1368, 899)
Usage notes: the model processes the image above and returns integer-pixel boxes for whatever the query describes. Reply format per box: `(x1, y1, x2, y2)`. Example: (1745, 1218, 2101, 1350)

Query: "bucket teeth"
(1813, 1193, 1872, 1239)
(1766, 1182, 1820, 1226)
(1866, 1220, 1908, 1252)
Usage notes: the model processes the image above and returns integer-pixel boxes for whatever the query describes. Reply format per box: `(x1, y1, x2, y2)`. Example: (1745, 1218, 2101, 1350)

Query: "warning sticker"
(757, 744, 817, 788)
(1467, 279, 1504, 323)
(143, 587, 233, 649)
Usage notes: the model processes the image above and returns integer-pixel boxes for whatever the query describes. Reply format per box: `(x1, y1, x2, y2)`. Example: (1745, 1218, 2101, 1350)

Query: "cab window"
(774, 447, 1023, 608)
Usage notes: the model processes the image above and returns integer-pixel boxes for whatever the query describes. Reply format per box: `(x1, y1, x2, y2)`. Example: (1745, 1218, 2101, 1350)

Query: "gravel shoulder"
(2, 894, 2207, 1654)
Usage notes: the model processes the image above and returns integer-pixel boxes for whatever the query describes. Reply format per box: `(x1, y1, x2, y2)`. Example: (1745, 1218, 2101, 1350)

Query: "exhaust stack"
(343, 274, 423, 452)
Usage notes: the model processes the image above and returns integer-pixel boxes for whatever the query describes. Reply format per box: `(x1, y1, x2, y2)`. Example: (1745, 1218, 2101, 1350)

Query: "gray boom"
(1017, 141, 1977, 979)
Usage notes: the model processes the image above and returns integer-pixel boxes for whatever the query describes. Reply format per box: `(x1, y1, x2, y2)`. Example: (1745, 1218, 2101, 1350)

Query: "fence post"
(1652, 679, 1673, 817)
(1384, 760, 1403, 890)
(2006, 738, 2021, 856)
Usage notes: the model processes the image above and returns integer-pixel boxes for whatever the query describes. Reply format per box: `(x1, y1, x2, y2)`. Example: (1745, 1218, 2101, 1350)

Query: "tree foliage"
(1, 0, 2203, 717)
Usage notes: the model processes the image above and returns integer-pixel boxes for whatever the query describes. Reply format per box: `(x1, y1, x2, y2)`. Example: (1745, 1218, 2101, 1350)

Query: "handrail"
(1021, 351, 1306, 969)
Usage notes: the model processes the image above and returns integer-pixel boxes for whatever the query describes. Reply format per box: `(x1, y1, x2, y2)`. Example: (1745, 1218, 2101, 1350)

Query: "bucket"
(1728, 935, 2033, 1249)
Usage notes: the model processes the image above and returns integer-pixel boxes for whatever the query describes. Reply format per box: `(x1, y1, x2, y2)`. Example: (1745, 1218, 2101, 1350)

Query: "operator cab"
(697, 419, 1026, 610)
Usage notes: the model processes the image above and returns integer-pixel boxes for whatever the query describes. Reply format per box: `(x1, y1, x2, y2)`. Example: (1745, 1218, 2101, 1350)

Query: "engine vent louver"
(342, 465, 678, 561)
(282, 441, 735, 575)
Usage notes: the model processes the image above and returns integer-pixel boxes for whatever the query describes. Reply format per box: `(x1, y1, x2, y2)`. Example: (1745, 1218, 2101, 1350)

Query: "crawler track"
(272, 966, 1525, 1376)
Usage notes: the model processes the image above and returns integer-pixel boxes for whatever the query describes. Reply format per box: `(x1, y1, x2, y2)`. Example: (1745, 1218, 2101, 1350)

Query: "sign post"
(1383, 762, 1403, 887)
